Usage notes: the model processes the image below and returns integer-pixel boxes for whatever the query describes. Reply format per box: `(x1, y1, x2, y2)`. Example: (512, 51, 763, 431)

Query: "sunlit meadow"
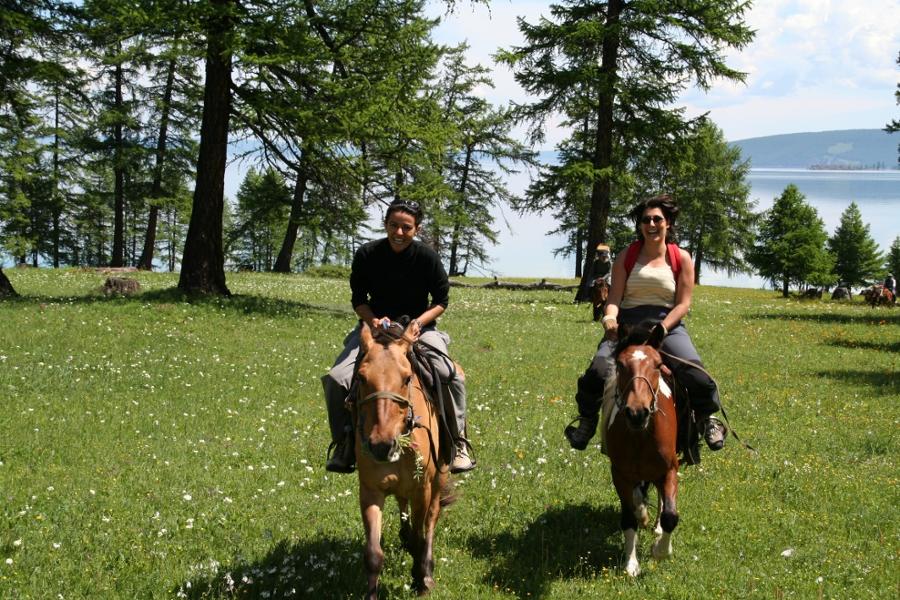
(0, 268, 897, 599)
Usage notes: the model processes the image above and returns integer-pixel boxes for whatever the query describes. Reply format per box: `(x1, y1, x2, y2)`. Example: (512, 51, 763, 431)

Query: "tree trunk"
(52, 88, 61, 268)
(273, 152, 310, 273)
(111, 55, 126, 267)
(577, 0, 622, 302)
(138, 55, 177, 271)
(782, 277, 789, 298)
(575, 227, 584, 277)
(178, 0, 233, 296)
(0, 267, 16, 298)
(449, 145, 473, 276)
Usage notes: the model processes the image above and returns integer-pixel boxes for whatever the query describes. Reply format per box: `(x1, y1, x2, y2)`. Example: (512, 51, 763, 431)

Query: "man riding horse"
(322, 198, 475, 475)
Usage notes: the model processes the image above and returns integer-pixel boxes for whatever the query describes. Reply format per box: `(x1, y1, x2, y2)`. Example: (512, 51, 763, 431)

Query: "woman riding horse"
(565, 194, 726, 458)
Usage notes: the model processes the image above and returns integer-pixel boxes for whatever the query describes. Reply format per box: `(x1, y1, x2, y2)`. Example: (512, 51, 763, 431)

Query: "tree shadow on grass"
(816, 369, 899, 394)
(754, 312, 900, 326)
(466, 503, 622, 599)
(176, 536, 376, 599)
(826, 339, 900, 353)
(2, 287, 353, 321)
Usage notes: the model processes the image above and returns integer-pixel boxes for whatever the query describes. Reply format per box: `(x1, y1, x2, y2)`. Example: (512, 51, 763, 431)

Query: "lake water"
(701, 169, 900, 288)
(491, 168, 899, 288)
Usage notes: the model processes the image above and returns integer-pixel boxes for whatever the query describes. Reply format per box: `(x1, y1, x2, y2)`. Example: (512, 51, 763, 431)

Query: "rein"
(658, 349, 756, 453)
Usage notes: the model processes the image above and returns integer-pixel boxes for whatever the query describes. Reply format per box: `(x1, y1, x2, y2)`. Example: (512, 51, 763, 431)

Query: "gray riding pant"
(322, 324, 467, 441)
(576, 306, 720, 418)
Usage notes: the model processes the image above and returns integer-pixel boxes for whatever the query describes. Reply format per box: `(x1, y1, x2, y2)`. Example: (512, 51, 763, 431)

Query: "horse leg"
(410, 481, 440, 595)
(360, 486, 386, 600)
(398, 497, 413, 552)
(613, 469, 641, 577)
(632, 481, 651, 529)
(651, 468, 679, 561)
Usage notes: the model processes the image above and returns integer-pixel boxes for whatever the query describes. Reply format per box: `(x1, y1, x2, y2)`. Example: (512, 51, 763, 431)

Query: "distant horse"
(590, 244, 613, 321)
(591, 276, 610, 321)
(353, 322, 454, 599)
(605, 324, 681, 577)
(862, 285, 894, 308)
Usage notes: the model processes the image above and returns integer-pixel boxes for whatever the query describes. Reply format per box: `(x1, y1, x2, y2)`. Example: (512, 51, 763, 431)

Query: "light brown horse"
(605, 324, 679, 577)
(353, 322, 454, 599)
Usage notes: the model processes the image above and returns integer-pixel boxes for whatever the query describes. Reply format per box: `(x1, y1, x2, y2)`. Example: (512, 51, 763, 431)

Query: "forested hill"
(730, 129, 898, 169)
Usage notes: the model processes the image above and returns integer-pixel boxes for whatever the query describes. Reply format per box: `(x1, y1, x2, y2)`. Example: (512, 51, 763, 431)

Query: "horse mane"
(614, 320, 658, 355)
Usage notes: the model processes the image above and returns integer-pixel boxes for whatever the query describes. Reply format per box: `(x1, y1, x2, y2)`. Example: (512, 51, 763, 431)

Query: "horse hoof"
(625, 561, 641, 577)
(415, 576, 435, 595)
(652, 538, 673, 561)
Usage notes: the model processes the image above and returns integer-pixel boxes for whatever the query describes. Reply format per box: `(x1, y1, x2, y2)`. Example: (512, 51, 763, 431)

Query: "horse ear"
(660, 363, 672, 378)
(648, 323, 666, 348)
(360, 322, 375, 352)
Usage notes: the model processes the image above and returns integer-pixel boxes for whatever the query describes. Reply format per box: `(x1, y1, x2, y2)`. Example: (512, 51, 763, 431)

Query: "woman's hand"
(602, 315, 619, 341)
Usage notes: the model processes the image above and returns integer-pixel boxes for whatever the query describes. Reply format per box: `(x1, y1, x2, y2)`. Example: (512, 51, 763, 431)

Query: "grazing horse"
(605, 325, 679, 577)
(353, 322, 454, 599)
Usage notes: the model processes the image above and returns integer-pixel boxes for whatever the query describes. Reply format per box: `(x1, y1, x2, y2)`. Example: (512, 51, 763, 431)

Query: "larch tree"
(827, 202, 884, 288)
(749, 184, 834, 297)
(497, 0, 754, 297)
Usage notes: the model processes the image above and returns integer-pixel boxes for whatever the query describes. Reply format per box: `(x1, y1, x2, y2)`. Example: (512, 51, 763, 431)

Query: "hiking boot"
(702, 416, 726, 451)
(450, 441, 476, 473)
(564, 416, 598, 451)
(326, 437, 355, 473)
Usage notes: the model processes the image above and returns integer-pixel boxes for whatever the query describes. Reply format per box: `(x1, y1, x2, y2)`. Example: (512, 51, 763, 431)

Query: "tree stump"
(103, 277, 140, 296)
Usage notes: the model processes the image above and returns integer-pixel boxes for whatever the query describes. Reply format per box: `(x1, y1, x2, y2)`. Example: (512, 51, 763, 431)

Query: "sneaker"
(450, 441, 476, 473)
(702, 416, 726, 451)
(564, 416, 598, 451)
(326, 438, 355, 473)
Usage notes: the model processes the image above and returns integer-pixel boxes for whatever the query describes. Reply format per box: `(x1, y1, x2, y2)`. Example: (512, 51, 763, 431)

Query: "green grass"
(1, 268, 897, 599)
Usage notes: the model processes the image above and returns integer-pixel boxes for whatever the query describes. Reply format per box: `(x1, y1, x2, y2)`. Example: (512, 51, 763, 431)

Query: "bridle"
(356, 388, 415, 440)
(615, 370, 662, 416)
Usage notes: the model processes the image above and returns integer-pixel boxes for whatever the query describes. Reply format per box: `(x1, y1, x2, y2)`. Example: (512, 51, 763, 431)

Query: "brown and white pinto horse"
(605, 325, 679, 577)
(353, 322, 454, 599)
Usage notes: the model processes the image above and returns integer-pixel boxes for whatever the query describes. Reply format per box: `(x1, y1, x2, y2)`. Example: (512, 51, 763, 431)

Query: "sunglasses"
(640, 215, 665, 225)
(389, 199, 421, 213)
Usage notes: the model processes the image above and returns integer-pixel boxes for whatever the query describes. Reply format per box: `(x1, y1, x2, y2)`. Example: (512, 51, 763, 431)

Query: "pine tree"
(827, 202, 884, 287)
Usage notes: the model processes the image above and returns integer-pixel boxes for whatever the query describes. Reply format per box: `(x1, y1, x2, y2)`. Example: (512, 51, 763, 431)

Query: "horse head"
(615, 322, 672, 431)
(356, 322, 417, 463)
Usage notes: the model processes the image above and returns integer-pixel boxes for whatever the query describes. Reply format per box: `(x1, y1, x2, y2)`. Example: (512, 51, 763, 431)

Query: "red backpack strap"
(623, 241, 643, 277)
(624, 240, 682, 279)
(667, 243, 681, 279)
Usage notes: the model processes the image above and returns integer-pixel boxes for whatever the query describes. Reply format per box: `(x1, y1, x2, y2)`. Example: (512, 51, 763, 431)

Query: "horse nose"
(625, 406, 649, 429)
(367, 439, 395, 462)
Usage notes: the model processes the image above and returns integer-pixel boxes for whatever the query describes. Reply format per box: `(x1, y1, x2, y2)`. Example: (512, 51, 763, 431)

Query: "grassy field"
(0, 268, 897, 599)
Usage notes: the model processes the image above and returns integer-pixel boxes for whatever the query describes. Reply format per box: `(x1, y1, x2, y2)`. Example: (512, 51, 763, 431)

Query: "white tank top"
(620, 262, 676, 309)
